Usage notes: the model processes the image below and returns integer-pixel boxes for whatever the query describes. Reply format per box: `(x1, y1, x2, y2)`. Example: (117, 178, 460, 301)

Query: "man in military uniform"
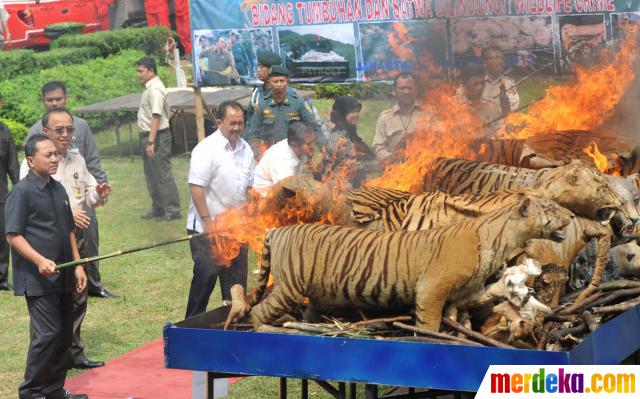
(246, 51, 283, 125)
(199, 35, 234, 86)
(245, 65, 319, 153)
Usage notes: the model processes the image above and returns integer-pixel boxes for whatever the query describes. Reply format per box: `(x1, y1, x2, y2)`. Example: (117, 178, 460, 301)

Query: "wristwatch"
(147, 139, 155, 145)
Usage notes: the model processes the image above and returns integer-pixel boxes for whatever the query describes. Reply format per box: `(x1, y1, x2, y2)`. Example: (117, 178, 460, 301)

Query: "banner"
(189, 0, 640, 86)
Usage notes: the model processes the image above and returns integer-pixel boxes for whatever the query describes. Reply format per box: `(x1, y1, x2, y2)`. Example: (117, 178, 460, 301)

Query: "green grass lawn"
(0, 99, 392, 399)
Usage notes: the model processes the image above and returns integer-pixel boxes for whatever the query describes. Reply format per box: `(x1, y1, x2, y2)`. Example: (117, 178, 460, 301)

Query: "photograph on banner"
(194, 28, 273, 86)
(559, 14, 607, 73)
(359, 20, 448, 81)
(277, 23, 356, 81)
(612, 11, 640, 42)
(451, 16, 555, 79)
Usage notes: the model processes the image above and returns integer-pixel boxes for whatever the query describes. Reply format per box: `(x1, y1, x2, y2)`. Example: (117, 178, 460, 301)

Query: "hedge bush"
(52, 26, 170, 61)
(0, 47, 103, 81)
(1, 118, 29, 147)
(0, 49, 174, 128)
(298, 82, 392, 100)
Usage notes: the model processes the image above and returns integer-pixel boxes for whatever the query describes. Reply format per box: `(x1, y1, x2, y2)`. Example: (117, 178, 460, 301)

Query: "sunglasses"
(47, 126, 75, 135)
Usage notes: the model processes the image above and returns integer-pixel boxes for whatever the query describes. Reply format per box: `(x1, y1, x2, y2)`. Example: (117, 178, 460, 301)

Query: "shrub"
(299, 82, 392, 100)
(52, 26, 170, 61)
(33, 47, 103, 70)
(0, 49, 175, 128)
(0, 50, 39, 82)
(0, 118, 29, 147)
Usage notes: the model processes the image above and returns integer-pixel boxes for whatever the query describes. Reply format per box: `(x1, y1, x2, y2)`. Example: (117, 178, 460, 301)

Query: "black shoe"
(141, 210, 163, 220)
(89, 288, 116, 299)
(46, 390, 89, 399)
(155, 213, 182, 221)
(73, 359, 105, 369)
(0, 282, 11, 291)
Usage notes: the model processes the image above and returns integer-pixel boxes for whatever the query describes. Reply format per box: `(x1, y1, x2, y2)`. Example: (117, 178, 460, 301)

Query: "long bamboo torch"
(54, 232, 208, 270)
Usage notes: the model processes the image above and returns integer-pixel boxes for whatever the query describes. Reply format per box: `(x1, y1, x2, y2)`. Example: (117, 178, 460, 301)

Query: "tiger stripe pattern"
(249, 196, 573, 331)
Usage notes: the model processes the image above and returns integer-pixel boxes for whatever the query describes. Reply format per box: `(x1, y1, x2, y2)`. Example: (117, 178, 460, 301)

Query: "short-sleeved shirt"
(199, 48, 233, 85)
(5, 171, 76, 296)
(245, 90, 319, 145)
(371, 103, 422, 162)
(29, 116, 108, 184)
(137, 76, 170, 132)
(482, 74, 519, 111)
(253, 139, 307, 197)
(19, 152, 100, 211)
(186, 129, 255, 233)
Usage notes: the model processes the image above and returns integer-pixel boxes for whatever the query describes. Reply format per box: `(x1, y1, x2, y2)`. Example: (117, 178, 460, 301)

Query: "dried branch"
(581, 311, 599, 332)
(592, 300, 640, 315)
(585, 287, 640, 310)
(392, 322, 482, 346)
(441, 317, 514, 349)
(550, 322, 586, 339)
(352, 315, 412, 327)
(558, 292, 603, 315)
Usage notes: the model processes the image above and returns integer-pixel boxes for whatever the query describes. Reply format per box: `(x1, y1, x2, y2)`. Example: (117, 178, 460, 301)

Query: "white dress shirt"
(253, 139, 307, 197)
(186, 129, 254, 233)
(137, 76, 170, 132)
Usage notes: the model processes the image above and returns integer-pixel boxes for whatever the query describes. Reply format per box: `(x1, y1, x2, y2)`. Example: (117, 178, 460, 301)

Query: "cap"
(257, 51, 282, 67)
(269, 65, 290, 77)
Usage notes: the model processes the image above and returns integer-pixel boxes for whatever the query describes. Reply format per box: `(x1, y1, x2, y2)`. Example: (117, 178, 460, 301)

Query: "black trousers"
(70, 229, 89, 364)
(185, 229, 248, 319)
(84, 207, 104, 294)
(19, 293, 73, 399)
(0, 203, 9, 285)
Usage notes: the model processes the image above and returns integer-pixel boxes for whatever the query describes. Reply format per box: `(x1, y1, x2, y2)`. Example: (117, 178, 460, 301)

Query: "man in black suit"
(0, 95, 19, 291)
(6, 134, 89, 399)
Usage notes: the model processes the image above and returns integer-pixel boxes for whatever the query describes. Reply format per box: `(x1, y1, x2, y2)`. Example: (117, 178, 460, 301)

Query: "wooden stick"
(384, 336, 471, 345)
(440, 317, 515, 349)
(558, 292, 603, 315)
(352, 315, 412, 327)
(550, 322, 586, 339)
(586, 287, 640, 310)
(537, 321, 557, 350)
(561, 280, 640, 303)
(544, 314, 578, 323)
(581, 311, 599, 332)
(283, 322, 333, 334)
(392, 322, 481, 346)
(592, 300, 640, 315)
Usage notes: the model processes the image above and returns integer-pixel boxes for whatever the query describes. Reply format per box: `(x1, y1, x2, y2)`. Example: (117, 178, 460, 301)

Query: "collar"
(391, 103, 420, 115)
(214, 129, 245, 153)
(145, 76, 161, 89)
(26, 170, 51, 191)
(484, 74, 505, 84)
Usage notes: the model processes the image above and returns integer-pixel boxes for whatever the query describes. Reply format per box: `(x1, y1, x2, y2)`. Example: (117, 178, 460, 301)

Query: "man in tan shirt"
(20, 108, 112, 371)
(372, 72, 421, 163)
(136, 57, 181, 221)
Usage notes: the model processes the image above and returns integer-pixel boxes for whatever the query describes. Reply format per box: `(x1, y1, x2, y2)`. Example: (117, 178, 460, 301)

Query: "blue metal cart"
(164, 305, 640, 398)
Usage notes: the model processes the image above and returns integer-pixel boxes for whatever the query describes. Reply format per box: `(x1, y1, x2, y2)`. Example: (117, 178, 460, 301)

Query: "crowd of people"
(0, 46, 518, 398)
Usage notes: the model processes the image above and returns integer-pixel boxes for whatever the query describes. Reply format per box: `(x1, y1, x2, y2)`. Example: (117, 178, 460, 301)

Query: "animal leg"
(251, 286, 302, 329)
(576, 224, 611, 303)
(415, 278, 451, 331)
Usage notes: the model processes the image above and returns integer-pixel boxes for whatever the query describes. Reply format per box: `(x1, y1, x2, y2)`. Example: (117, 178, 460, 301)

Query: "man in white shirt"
(253, 122, 316, 197)
(136, 57, 181, 221)
(185, 100, 254, 319)
(20, 108, 112, 371)
(481, 46, 519, 115)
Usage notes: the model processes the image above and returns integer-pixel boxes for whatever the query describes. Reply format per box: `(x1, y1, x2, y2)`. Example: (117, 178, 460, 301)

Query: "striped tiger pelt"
(249, 196, 573, 331)
(422, 158, 621, 222)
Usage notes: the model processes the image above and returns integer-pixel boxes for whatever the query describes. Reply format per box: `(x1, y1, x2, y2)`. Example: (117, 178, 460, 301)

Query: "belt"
(140, 127, 170, 136)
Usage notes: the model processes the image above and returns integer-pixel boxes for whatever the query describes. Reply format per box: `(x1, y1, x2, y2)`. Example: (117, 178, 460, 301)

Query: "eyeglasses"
(47, 126, 75, 135)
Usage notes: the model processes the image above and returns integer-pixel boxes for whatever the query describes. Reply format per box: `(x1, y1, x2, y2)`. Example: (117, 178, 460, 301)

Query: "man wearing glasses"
(28, 81, 115, 301)
(22, 108, 112, 372)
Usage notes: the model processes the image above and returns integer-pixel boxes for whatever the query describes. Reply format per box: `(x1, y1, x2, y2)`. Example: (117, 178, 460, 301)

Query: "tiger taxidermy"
(248, 196, 573, 331)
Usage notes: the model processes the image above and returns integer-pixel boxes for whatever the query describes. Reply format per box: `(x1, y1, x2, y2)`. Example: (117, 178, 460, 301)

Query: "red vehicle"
(2, 0, 112, 50)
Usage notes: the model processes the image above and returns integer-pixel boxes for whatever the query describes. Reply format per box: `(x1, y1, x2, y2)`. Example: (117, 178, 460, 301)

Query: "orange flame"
(499, 34, 637, 140)
(387, 23, 414, 60)
(582, 141, 608, 173)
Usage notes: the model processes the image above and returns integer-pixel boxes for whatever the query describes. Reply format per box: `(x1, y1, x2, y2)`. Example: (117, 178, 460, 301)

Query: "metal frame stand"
(204, 372, 475, 399)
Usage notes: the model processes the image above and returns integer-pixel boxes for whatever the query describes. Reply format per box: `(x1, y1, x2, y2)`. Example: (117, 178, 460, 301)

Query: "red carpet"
(65, 338, 192, 399)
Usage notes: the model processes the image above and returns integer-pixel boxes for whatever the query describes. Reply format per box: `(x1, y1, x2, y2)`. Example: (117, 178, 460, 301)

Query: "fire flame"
(499, 34, 637, 140)
(387, 23, 414, 60)
(207, 33, 637, 263)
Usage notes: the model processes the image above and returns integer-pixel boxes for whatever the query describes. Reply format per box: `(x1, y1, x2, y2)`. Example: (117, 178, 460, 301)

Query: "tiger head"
(536, 161, 622, 223)
(512, 196, 574, 243)
(605, 174, 640, 237)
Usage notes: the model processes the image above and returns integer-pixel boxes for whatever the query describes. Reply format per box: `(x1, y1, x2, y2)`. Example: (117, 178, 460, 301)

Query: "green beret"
(257, 51, 282, 67)
(269, 65, 290, 77)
